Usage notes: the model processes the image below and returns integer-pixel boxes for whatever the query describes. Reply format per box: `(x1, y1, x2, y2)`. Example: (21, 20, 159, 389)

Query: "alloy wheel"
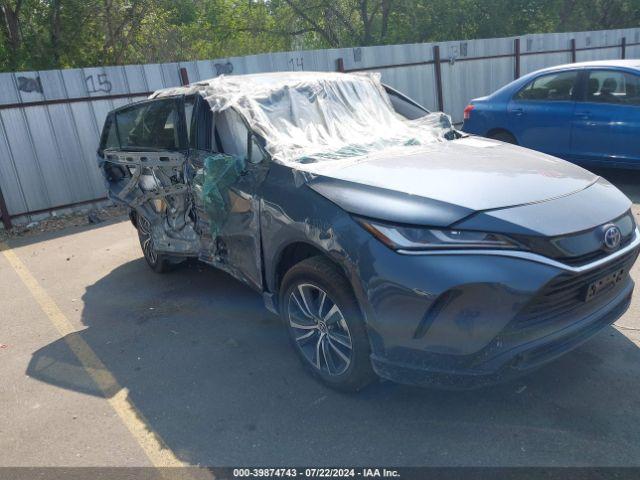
(287, 283, 353, 376)
(137, 215, 158, 265)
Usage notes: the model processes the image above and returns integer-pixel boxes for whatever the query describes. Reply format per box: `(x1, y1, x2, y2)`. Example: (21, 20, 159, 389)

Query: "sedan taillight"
(463, 104, 475, 120)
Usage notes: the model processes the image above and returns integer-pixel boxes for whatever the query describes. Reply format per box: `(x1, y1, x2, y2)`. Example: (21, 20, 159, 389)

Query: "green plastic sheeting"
(193, 153, 245, 238)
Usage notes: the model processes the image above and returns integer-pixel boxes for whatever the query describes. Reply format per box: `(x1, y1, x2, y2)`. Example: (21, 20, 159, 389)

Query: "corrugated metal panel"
(1, 107, 50, 212)
(520, 52, 571, 75)
(123, 64, 148, 92)
(143, 64, 167, 91)
(382, 64, 438, 111)
(47, 103, 95, 201)
(23, 105, 77, 206)
(0, 27, 638, 220)
(0, 111, 28, 214)
(0, 73, 20, 104)
(195, 60, 216, 80)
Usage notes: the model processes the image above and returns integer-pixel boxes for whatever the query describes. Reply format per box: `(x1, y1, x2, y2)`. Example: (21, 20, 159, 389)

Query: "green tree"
(1, 0, 639, 72)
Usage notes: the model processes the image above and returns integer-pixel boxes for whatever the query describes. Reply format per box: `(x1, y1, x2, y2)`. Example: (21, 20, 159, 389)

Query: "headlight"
(356, 218, 521, 251)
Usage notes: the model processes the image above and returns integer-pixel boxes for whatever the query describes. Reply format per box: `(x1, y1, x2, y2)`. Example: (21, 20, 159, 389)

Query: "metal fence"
(1, 27, 640, 228)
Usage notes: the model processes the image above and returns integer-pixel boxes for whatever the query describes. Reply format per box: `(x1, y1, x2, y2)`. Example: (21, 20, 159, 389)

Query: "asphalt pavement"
(1, 168, 640, 468)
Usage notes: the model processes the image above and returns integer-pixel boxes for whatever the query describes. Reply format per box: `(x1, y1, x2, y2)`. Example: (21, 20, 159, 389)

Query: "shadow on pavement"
(26, 257, 640, 466)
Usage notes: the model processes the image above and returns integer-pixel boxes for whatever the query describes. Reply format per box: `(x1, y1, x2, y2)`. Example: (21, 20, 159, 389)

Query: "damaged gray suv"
(98, 72, 639, 391)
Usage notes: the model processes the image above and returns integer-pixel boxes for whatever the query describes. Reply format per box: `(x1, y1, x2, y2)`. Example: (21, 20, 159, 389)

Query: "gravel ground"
(0, 204, 128, 242)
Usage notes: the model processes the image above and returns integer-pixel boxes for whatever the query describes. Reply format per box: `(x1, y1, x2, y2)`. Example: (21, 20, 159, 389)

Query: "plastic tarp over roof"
(156, 72, 453, 172)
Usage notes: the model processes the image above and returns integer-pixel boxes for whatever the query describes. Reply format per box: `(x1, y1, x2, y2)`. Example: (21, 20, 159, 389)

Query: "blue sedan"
(462, 60, 640, 169)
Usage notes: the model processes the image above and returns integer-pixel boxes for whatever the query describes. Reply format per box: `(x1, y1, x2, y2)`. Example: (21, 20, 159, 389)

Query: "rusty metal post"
(179, 67, 189, 86)
(336, 58, 345, 72)
(433, 45, 444, 112)
(570, 39, 576, 63)
(514, 38, 521, 79)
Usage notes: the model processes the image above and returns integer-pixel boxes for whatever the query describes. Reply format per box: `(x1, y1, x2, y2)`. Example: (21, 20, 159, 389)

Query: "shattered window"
(100, 114, 119, 151)
(115, 98, 182, 150)
(184, 96, 196, 144)
(216, 109, 265, 164)
(104, 123, 119, 149)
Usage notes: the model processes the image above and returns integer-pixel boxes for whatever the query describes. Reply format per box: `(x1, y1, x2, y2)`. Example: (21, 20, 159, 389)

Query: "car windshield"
(159, 73, 453, 169)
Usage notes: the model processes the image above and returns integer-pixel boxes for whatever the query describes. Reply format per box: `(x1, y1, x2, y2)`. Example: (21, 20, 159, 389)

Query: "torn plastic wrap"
(155, 72, 453, 174)
(191, 153, 245, 239)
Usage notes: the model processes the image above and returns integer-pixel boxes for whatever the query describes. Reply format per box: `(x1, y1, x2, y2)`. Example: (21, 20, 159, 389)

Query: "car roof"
(156, 71, 365, 96)
(481, 60, 640, 99)
(116, 71, 381, 113)
(534, 59, 640, 74)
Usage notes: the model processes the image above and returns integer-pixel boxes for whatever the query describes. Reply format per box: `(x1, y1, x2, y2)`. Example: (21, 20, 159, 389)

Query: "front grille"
(511, 211, 635, 268)
(511, 248, 639, 333)
(558, 236, 634, 266)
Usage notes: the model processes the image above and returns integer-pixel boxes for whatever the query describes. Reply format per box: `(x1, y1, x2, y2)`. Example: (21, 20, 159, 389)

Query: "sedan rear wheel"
(489, 130, 517, 144)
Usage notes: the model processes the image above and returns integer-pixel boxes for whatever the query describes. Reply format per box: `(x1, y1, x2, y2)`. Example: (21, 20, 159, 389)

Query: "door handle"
(511, 108, 524, 116)
(575, 111, 591, 119)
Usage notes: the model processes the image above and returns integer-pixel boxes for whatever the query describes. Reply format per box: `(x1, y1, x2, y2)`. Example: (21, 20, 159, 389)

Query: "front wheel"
(279, 256, 376, 392)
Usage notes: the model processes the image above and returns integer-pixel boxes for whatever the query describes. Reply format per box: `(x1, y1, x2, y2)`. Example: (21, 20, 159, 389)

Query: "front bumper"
(371, 282, 632, 389)
(353, 231, 640, 388)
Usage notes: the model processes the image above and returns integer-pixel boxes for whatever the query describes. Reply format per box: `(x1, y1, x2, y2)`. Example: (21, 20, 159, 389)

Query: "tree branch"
(283, 0, 340, 47)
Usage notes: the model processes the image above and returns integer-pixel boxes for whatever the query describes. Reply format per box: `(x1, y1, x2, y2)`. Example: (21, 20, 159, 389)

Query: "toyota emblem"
(603, 225, 622, 251)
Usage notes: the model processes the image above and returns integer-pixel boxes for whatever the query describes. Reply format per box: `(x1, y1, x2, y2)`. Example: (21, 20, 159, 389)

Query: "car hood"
(307, 136, 601, 227)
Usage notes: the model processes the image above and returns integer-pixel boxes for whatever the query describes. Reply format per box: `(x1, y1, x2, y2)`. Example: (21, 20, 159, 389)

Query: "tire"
(136, 214, 175, 274)
(279, 256, 377, 392)
(489, 130, 517, 144)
